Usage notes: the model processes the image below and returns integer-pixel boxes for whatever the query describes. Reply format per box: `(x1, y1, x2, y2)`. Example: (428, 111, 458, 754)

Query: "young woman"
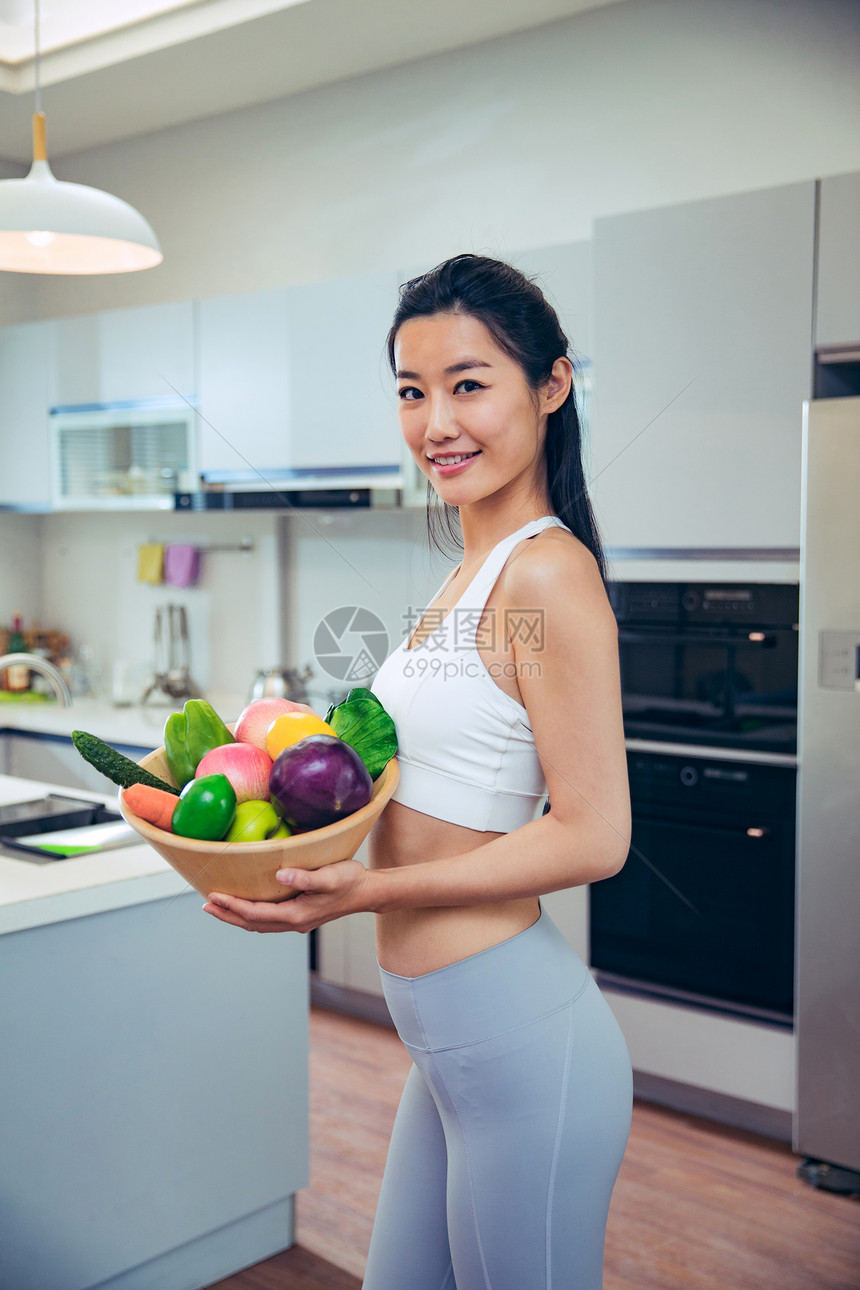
(203, 254, 634, 1289)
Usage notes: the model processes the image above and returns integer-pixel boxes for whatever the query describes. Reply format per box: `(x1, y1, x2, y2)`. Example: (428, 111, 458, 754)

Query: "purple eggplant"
(269, 734, 373, 830)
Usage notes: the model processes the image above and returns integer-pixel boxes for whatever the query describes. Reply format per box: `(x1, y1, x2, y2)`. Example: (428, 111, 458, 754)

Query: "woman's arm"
(203, 535, 631, 932)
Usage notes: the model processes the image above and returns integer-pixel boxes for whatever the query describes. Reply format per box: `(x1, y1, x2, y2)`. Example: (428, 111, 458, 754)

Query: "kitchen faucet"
(0, 654, 73, 707)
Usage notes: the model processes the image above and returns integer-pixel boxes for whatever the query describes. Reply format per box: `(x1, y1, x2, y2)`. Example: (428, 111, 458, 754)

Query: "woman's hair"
(385, 253, 608, 586)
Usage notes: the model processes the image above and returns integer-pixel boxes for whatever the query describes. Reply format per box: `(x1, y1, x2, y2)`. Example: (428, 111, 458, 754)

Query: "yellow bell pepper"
(265, 711, 337, 761)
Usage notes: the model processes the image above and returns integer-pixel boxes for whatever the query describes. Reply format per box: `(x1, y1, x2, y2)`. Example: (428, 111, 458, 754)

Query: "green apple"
(225, 799, 291, 843)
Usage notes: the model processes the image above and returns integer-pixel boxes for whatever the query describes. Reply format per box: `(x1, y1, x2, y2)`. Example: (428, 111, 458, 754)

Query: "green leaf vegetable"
(325, 688, 397, 781)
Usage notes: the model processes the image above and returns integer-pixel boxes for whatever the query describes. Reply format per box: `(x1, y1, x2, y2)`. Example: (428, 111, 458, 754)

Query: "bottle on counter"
(4, 613, 30, 692)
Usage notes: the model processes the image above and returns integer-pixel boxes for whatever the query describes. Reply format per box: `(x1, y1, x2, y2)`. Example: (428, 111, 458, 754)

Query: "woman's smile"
(427, 449, 482, 476)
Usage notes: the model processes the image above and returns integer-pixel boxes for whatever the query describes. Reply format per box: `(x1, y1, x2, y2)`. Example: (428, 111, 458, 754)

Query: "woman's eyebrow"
(395, 358, 493, 380)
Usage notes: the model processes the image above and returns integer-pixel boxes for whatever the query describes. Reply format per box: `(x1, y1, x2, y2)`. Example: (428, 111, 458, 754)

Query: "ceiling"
(0, 0, 624, 164)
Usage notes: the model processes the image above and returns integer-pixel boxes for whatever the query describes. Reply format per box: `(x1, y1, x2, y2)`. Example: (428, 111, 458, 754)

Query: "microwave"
(50, 398, 198, 510)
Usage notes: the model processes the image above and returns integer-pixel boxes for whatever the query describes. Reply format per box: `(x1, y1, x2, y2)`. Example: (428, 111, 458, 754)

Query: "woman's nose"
(425, 394, 458, 440)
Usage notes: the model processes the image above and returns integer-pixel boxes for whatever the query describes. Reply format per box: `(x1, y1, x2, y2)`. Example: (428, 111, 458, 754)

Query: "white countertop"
(0, 691, 248, 749)
(0, 772, 189, 935)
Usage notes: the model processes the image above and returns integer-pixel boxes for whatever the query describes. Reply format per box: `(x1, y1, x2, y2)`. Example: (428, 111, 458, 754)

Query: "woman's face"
(393, 311, 569, 510)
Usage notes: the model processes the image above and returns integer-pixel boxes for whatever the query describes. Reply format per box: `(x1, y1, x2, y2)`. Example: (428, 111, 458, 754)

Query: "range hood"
(176, 464, 403, 511)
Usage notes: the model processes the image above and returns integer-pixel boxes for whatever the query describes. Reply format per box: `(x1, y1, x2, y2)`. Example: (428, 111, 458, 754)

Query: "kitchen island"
(0, 768, 309, 1290)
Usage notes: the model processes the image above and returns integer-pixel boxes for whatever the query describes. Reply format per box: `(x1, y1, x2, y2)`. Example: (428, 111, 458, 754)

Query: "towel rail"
(143, 537, 255, 554)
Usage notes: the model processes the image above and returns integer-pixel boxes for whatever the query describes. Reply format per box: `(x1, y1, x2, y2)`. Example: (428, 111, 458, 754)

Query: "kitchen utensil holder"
(141, 603, 202, 704)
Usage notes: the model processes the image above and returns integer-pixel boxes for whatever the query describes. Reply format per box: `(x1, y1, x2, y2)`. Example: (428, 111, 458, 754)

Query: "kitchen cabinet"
(197, 288, 291, 475)
(0, 771, 309, 1290)
(513, 240, 592, 363)
(53, 300, 195, 407)
(513, 240, 595, 474)
(285, 270, 401, 470)
(0, 731, 151, 795)
(198, 270, 401, 478)
(815, 170, 860, 350)
(591, 181, 816, 549)
(0, 320, 55, 508)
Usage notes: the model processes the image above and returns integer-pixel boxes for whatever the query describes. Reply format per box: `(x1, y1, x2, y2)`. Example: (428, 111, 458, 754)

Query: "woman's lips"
(427, 450, 481, 477)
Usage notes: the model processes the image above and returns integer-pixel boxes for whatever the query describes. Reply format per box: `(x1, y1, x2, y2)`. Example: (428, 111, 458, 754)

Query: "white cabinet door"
(54, 302, 195, 407)
(513, 241, 592, 362)
(197, 288, 291, 476)
(199, 272, 401, 479)
(98, 300, 195, 404)
(512, 241, 595, 474)
(592, 182, 816, 550)
(284, 270, 400, 470)
(816, 170, 860, 349)
(0, 320, 55, 508)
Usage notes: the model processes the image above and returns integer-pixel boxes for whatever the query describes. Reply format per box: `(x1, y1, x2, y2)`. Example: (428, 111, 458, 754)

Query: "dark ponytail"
(385, 253, 608, 587)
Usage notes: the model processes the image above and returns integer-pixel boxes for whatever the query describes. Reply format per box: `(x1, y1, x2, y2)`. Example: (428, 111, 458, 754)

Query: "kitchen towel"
(164, 544, 201, 589)
(137, 543, 164, 584)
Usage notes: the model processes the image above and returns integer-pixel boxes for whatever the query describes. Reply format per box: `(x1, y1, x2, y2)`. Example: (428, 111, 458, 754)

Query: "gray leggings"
(363, 904, 633, 1290)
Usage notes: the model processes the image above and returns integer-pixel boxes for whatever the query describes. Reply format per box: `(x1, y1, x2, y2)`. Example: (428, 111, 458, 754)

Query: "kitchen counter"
(0, 690, 248, 748)
(0, 692, 249, 936)
(0, 762, 310, 1290)
(0, 772, 183, 934)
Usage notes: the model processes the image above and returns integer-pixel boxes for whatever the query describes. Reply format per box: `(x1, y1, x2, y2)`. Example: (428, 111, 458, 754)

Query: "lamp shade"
(0, 158, 163, 275)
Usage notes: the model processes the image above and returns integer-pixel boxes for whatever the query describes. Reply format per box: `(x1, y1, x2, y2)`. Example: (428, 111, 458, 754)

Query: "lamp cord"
(34, 0, 41, 112)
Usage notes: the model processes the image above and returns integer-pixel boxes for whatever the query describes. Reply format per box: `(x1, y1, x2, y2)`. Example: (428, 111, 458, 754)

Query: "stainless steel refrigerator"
(794, 395, 860, 1188)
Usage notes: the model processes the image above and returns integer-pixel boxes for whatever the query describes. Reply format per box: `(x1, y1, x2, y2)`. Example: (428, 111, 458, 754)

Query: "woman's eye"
(398, 387, 422, 401)
(455, 379, 484, 393)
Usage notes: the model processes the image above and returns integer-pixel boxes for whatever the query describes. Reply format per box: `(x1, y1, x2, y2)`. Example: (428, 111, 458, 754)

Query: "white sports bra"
(370, 515, 568, 832)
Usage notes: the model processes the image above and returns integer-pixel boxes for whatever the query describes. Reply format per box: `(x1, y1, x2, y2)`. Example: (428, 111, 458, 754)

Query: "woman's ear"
(542, 357, 573, 415)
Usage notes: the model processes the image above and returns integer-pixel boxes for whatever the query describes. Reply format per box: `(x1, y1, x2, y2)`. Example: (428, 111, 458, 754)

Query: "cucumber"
(71, 730, 179, 795)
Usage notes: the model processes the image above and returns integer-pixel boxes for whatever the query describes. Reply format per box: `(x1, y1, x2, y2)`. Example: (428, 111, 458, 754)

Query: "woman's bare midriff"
(364, 528, 576, 976)
(368, 798, 541, 978)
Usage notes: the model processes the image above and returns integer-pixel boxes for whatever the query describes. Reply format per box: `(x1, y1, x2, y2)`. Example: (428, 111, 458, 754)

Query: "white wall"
(282, 506, 454, 700)
(0, 513, 42, 628)
(38, 510, 281, 702)
(5, 0, 859, 323)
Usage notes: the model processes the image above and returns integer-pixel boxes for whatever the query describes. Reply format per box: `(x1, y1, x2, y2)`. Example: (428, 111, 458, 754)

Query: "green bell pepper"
(163, 698, 235, 790)
(171, 773, 237, 841)
(325, 689, 397, 781)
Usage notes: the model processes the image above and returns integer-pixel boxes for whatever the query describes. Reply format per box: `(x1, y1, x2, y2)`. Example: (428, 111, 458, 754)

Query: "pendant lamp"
(0, 2, 162, 275)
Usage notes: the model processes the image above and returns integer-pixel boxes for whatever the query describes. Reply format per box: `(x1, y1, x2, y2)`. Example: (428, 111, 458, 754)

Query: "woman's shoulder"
(504, 523, 601, 596)
(500, 523, 615, 637)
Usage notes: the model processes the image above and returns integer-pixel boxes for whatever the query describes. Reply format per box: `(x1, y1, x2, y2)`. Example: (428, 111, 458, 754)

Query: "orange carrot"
(122, 783, 177, 832)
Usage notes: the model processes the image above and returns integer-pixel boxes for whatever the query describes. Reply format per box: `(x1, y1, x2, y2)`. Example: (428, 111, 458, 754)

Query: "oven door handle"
(618, 630, 778, 648)
(632, 814, 774, 840)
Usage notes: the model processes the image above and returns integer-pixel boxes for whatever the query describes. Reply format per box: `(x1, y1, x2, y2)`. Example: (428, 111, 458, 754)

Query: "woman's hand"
(202, 858, 373, 933)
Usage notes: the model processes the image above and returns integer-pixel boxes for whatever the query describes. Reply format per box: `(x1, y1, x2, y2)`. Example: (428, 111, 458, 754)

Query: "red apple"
(233, 697, 315, 751)
(195, 742, 272, 803)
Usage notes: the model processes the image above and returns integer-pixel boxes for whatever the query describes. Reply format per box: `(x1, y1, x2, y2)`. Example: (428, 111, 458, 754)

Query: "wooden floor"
(217, 1005, 860, 1289)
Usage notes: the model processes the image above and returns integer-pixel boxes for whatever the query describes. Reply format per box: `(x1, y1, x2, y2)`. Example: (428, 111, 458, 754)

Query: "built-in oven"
(610, 581, 798, 755)
(589, 581, 799, 1025)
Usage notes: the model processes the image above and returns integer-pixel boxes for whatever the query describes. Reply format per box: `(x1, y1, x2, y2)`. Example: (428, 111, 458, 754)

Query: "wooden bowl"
(118, 730, 399, 901)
